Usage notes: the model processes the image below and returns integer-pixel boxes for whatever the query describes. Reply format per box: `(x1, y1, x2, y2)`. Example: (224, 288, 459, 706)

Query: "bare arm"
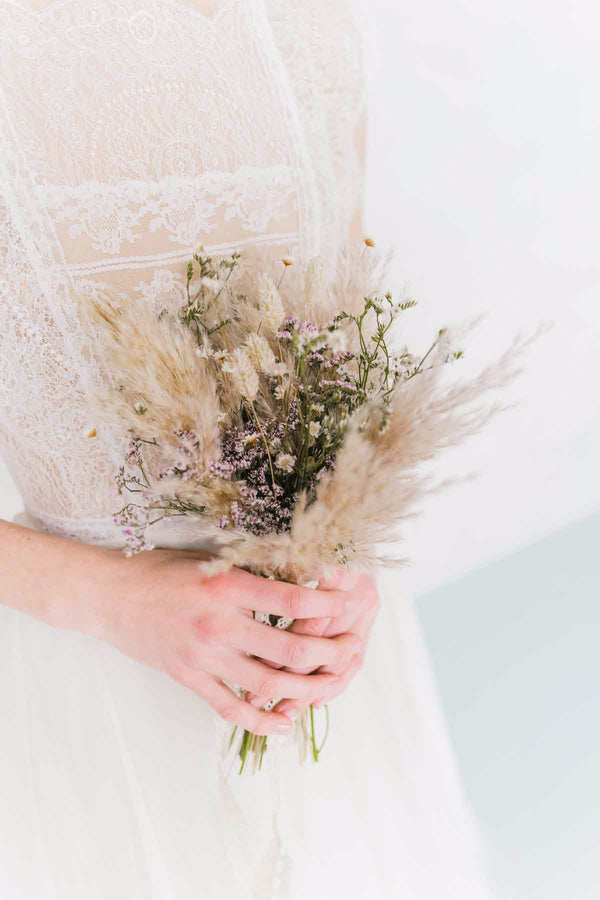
(0, 518, 119, 638)
(0, 519, 362, 734)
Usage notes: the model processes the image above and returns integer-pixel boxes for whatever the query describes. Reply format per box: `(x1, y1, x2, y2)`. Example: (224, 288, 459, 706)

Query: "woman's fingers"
(312, 651, 365, 708)
(230, 651, 351, 702)
(245, 632, 362, 709)
(211, 568, 348, 619)
(280, 572, 371, 674)
(316, 604, 378, 676)
(231, 617, 344, 670)
(252, 579, 347, 619)
(270, 604, 377, 718)
(274, 651, 365, 719)
(188, 675, 295, 736)
(288, 572, 372, 642)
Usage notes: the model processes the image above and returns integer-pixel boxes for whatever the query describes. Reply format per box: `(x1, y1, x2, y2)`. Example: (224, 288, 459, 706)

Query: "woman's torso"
(0, 0, 366, 541)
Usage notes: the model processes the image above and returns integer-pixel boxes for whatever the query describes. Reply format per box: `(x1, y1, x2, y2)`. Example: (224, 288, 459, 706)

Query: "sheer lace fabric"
(0, 0, 366, 534)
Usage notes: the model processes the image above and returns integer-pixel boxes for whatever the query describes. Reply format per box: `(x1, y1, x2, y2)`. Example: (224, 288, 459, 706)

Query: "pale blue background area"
(417, 512, 600, 899)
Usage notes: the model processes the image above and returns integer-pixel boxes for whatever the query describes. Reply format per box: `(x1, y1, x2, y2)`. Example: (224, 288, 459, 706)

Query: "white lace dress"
(0, 2, 494, 897)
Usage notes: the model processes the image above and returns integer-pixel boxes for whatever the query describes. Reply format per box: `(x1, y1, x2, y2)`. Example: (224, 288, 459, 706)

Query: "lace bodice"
(0, 0, 367, 541)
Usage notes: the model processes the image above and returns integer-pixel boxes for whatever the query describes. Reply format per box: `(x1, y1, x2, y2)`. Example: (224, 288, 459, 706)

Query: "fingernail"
(274, 718, 293, 734)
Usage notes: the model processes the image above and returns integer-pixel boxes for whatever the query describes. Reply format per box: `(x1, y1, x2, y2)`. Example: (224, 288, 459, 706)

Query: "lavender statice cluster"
(161, 429, 204, 481)
(115, 436, 148, 494)
(276, 316, 320, 347)
(209, 416, 302, 536)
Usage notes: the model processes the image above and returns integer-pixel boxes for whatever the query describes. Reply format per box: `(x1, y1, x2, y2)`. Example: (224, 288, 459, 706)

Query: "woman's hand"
(0, 521, 367, 736)
(72, 548, 362, 736)
(245, 570, 380, 718)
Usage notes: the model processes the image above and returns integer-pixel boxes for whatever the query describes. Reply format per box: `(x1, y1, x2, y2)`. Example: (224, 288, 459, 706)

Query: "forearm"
(0, 518, 118, 636)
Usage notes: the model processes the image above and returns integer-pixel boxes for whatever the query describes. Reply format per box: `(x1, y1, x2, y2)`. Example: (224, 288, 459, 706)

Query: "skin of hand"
(244, 569, 380, 717)
(0, 521, 366, 736)
(71, 548, 363, 736)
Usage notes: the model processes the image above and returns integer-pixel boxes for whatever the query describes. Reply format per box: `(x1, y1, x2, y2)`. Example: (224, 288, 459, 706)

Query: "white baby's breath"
(275, 452, 296, 473)
(327, 329, 348, 353)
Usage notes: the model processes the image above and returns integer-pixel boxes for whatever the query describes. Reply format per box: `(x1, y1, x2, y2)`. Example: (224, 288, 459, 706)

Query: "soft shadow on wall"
(417, 512, 600, 900)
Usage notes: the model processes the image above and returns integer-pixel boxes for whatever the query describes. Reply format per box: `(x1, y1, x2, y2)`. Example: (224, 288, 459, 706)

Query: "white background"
(2, 2, 599, 897)
(365, 0, 600, 597)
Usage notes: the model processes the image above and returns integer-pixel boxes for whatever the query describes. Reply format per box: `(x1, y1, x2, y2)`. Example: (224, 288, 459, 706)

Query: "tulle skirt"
(0, 512, 494, 898)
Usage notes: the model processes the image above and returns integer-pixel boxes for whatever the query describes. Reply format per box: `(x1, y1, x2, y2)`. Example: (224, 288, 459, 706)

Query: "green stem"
(405, 338, 438, 381)
(239, 729, 252, 774)
(248, 398, 276, 490)
(259, 736, 268, 771)
(309, 705, 319, 762)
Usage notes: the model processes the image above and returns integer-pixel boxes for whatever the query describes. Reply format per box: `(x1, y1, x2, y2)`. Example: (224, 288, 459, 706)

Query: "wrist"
(48, 541, 125, 642)
(0, 519, 126, 639)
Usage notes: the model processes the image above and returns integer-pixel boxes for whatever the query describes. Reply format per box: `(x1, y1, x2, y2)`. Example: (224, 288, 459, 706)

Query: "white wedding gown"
(0, 2, 494, 897)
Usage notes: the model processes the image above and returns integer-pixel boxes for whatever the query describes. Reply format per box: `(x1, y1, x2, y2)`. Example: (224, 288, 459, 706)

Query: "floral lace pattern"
(0, 0, 366, 525)
(39, 167, 295, 258)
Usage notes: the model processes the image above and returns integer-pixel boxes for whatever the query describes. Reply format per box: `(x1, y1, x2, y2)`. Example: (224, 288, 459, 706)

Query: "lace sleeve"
(0, 192, 124, 521)
(0, 194, 44, 509)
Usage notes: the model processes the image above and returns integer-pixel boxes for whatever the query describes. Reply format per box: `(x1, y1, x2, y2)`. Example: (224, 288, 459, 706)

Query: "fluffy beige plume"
(257, 272, 285, 334)
(86, 298, 222, 469)
(195, 325, 547, 582)
(245, 333, 278, 375)
(222, 347, 259, 400)
(293, 241, 396, 329)
(144, 475, 243, 520)
(302, 257, 328, 323)
(288, 326, 546, 568)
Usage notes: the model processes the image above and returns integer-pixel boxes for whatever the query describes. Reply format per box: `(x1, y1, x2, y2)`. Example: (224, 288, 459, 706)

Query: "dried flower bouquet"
(86, 238, 539, 773)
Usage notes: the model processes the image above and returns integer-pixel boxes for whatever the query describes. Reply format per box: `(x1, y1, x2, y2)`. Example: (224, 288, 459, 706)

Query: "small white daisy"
(275, 452, 296, 473)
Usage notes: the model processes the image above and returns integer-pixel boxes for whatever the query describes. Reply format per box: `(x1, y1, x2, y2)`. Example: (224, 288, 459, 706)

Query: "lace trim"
(67, 231, 300, 276)
(39, 167, 297, 256)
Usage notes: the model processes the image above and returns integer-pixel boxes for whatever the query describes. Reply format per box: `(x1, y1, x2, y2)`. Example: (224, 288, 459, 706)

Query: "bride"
(0, 1, 494, 897)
